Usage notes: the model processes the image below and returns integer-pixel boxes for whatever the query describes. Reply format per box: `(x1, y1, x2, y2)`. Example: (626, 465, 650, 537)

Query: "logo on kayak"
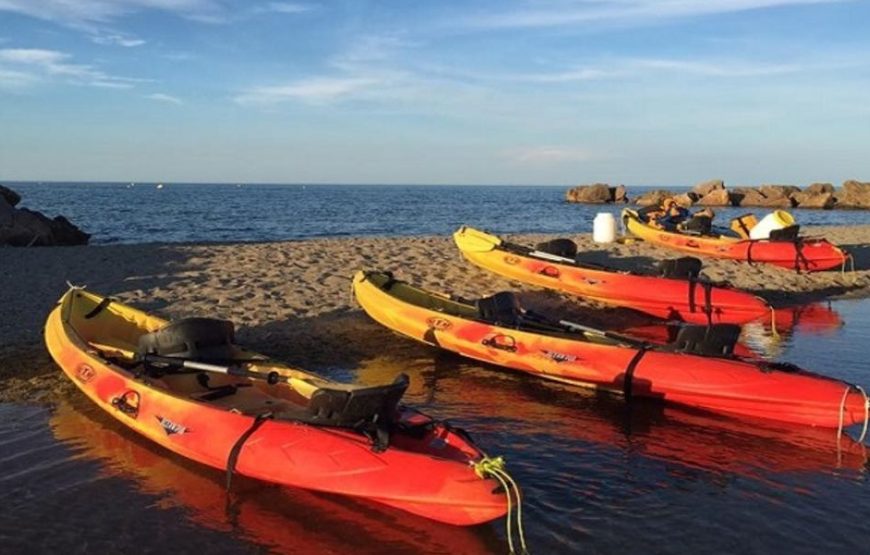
(541, 350, 577, 363)
(426, 317, 452, 330)
(504, 255, 520, 265)
(156, 416, 189, 436)
(75, 364, 95, 383)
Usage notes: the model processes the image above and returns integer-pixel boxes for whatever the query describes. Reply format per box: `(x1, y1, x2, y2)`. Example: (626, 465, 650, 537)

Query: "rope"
(473, 456, 529, 554)
(769, 307, 780, 339)
(65, 281, 86, 292)
(837, 386, 850, 440)
(836, 385, 870, 443)
(841, 253, 855, 277)
(856, 385, 870, 443)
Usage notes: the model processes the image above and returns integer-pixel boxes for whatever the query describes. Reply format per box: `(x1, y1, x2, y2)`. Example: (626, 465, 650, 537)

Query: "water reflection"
(49, 401, 496, 555)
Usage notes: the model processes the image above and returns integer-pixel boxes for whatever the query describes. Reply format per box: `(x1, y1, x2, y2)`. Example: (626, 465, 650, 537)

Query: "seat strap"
(84, 297, 114, 319)
(623, 346, 648, 402)
(226, 412, 273, 491)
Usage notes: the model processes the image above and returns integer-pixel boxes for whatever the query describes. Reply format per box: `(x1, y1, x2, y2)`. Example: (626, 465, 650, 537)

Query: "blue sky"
(1, 1, 869, 185)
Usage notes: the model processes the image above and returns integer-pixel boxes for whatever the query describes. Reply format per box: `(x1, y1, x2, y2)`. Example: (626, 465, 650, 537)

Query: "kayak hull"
(454, 226, 771, 324)
(353, 271, 867, 428)
(622, 209, 847, 272)
(45, 290, 507, 526)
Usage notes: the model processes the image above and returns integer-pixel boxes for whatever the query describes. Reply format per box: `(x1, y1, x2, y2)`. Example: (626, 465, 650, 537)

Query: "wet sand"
(1, 225, 868, 403)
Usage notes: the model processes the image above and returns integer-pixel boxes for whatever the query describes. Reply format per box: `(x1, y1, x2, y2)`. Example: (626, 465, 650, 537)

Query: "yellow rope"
(473, 456, 529, 554)
(769, 307, 779, 339)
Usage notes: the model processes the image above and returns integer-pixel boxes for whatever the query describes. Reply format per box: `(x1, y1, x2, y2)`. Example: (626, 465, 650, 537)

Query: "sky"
(0, 1, 869, 186)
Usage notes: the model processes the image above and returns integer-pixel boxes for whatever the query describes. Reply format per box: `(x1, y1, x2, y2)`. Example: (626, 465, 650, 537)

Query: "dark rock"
(49, 215, 90, 245)
(566, 184, 612, 204)
(613, 184, 628, 203)
(791, 191, 835, 209)
(691, 179, 725, 197)
(0, 184, 21, 207)
(0, 194, 90, 246)
(805, 182, 834, 195)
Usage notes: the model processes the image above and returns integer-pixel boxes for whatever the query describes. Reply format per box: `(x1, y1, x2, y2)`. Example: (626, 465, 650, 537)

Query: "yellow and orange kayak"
(622, 209, 847, 272)
(44, 287, 509, 526)
(353, 270, 868, 428)
(454, 226, 771, 325)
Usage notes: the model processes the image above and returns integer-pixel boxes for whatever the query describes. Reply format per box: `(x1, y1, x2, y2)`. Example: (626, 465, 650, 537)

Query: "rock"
(565, 184, 612, 204)
(613, 184, 628, 203)
(697, 188, 733, 206)
(673, 192, 697, 208)
(0, 184, 21, 207)
(791, 191, 835, 209)
(0, 193, 90, 246)
(633, 189, 676, 207)
(805, 182, 834, 195)
(836, 180, 870, 209)
(692, 179, 725, 198)
(758, 184, 800, 199)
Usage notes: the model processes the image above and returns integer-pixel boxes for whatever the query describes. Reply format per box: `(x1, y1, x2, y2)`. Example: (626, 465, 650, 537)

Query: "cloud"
(506, 146, 603, 165)
(91, 33, 146, 47)
(255, 2, 315, 15)
(0, 0, 225, 28)
(146, 92, 183, 104)
(466, 0, 845, 29)
(0, 47, 145, 89)
(235, 76, 380, 105)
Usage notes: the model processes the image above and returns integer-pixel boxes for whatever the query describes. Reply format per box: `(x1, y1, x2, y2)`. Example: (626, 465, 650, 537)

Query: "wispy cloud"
(92, 32, 146, 47)
(0, 47, 145, 89)
(235, 76, 380, 105)
(466, 0, 845, 29)
(146, 92, 183, 104)
(506, 146, 604, 165)
(0, 0, 226, 28)
(255, 2, 315, 15)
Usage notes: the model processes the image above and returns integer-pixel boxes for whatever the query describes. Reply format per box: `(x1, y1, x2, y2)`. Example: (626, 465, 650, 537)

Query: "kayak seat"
(535, 238, 578, 259)
(658, 257, 702, 279)
(138, 318, 236, 362)
(769, 225, 800, 241)
(303, 373, 409, 428)
(477, 292, 522, 327)
(671, 324, 741, 357)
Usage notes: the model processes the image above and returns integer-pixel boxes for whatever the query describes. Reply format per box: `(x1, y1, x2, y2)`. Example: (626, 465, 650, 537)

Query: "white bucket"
(749, 210, 795, 240)
(593, 212, 617, 244)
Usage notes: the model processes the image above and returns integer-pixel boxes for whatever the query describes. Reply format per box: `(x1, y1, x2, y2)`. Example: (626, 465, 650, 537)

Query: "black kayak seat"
(535, 238, 578, 259)
(658, 257, 703, 279)
(769, 225, 800, 241)
(305, 373, 409, 428)
(477, 292, 522, 327)
(671, 324, 741, 357)
(138, 317, 236, 362)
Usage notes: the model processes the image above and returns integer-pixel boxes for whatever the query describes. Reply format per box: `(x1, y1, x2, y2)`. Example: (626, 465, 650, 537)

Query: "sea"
(7, 181, 870, 244)
(2, 181, 870, 554)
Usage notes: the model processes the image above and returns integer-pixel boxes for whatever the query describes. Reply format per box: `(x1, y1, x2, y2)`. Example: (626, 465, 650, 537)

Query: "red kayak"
(455, 226, 772, 325)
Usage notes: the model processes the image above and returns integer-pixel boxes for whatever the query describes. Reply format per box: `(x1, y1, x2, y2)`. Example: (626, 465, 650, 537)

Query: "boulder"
(791, 191, 835, 209)
(613, 184, 628, 203)
(758, 184, 800, 199)
(697, 188, 733, 206)
(566, 184, 612, 204)
(673, 192, 697, 208)
(633, 189, 676, 207)
(805, 182, 834, 195)
(0, 191, 90, 246)
(691, 179, 725, 198)
(0, 184, 21, 207)
(836, 180, 870, 209)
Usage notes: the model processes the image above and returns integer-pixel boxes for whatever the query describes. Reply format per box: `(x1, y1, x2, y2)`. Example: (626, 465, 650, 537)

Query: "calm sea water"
(2, 298, 869, 554)
(8, 182, 870, 244)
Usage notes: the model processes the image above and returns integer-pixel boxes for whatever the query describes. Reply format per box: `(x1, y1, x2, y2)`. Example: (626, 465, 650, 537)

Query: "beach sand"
(2, 225, 868, 403)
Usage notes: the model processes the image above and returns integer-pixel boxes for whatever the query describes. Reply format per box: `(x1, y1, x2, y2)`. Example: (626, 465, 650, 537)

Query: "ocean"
(7, 182, 870, 244)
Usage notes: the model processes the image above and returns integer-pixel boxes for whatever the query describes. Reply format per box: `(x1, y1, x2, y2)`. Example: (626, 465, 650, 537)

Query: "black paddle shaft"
(142, 354, 281, 385)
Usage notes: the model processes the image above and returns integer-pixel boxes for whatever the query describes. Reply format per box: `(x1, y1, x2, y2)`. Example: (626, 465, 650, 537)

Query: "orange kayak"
(454, 226, 771, 324)
(353, 270, 869, 428)
(44, 288, 509, 526)
(622, 209, 847, 272)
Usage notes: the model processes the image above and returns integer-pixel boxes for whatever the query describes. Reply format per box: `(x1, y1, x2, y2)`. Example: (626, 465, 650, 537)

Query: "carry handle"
(482, 334, 518, 352)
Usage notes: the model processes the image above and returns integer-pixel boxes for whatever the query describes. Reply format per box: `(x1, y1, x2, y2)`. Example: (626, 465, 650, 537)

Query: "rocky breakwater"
(565, 179, 870, 210)
(0, 184, 90, 246)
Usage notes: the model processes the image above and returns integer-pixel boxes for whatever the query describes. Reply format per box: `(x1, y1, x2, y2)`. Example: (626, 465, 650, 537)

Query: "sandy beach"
(2, 224, 868, 403)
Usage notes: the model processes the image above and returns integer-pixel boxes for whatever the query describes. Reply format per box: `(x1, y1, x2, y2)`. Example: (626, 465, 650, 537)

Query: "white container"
(749, 210, 795, 240)
(593, 212, 617, 244)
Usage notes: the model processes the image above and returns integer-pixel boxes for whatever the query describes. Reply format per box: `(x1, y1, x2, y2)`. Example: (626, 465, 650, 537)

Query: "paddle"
(522, 310, 648, 349)
(143, 353, 284, 385)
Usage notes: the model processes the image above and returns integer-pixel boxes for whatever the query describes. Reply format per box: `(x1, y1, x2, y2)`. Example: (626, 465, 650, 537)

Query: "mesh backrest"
(138, 318, 236, 361)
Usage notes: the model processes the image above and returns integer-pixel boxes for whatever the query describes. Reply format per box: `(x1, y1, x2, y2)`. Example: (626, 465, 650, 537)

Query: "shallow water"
(2, 298, 869, 554)
(8, 182, 870, 245)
